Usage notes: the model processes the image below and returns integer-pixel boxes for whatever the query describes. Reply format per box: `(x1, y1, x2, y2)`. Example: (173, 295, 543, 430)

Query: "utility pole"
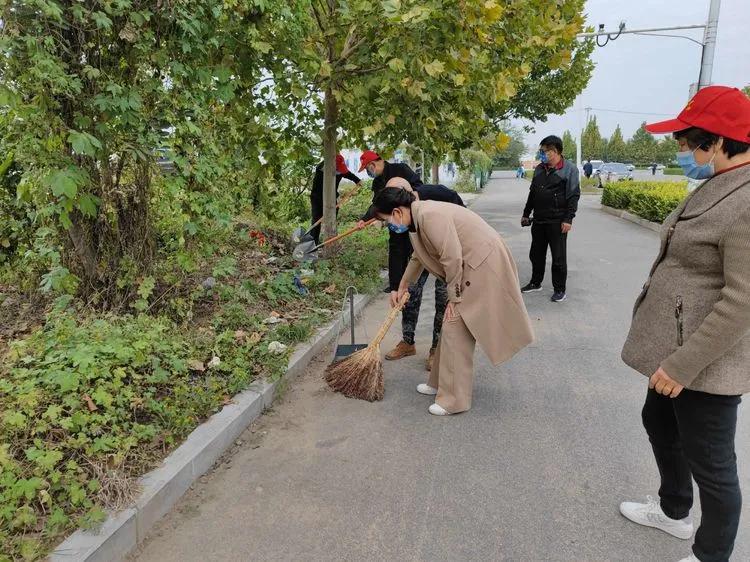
(698, 0, 721, 90)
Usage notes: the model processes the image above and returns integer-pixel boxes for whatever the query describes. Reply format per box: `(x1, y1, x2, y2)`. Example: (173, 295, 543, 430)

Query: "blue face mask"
(388, 222, 409, 234)
(676, 148, 715, 180)
(538, 150, 549, 164)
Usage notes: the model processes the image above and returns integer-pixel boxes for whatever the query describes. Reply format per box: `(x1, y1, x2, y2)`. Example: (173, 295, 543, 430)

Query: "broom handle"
(314, 218, 377, 250)
(371, 292, 410, 347)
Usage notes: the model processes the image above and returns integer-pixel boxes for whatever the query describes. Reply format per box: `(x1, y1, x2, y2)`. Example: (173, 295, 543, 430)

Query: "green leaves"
(68, 131, 102, 157)
(423, 60, 445, 77)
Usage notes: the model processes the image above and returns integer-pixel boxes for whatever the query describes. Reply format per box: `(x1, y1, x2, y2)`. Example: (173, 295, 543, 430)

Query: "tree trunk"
(431, 162, 440, 184)
(321, 85, 339, 255)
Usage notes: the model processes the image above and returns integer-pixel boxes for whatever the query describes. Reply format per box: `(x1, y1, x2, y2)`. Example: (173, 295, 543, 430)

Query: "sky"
(514, 0, 750, 154)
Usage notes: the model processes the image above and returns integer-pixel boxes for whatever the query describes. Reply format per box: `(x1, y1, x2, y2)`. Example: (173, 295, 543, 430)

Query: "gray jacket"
(621, 164, 750, 395)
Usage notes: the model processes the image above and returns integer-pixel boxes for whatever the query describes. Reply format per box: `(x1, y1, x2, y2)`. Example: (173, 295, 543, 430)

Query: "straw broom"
(325, 292, 410, 401)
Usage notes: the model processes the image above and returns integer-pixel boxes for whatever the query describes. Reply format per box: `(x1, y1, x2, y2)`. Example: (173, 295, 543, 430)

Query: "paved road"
(134, 173, 749, 562)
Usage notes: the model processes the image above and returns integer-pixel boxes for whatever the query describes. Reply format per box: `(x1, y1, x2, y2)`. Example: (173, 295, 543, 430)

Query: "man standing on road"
(520, 135, 581, 303)
(583, 159, 593, 179)
(310, 154, 362, 244)
(651, 162, 658, 176)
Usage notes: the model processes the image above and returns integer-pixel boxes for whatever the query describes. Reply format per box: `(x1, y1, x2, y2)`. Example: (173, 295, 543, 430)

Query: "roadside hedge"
(663, 167, 684, 176)
(602, 181, 688, 223)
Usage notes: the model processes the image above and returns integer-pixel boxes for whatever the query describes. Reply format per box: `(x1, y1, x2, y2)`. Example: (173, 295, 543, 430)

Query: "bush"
(602, 181, 688, 223)
(664, 167, 684, 176)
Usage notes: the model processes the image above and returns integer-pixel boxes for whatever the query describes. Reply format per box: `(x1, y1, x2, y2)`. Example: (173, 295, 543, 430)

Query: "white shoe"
(677, 554, 700, 562)
(619, 496, 694, 540)
(417, 383, 438, 396)
(428, 403, 451, 416)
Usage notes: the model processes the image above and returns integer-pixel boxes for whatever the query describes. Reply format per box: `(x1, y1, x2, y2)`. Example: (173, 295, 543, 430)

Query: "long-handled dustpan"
(332, 287, 368, 363)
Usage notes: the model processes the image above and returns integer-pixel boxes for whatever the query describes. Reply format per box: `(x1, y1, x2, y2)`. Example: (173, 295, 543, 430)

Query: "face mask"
(387, 212, 409, 233)
(676, 146, 717, 180)
(538, 151, 549, 164)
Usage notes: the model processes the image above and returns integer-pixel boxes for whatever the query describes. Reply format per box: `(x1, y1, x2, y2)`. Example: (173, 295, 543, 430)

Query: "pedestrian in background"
(583, 159, 593, 179)
(619, 85, 750, 562)
(520, 135, 580, 302)
(516, 164, 525, 179)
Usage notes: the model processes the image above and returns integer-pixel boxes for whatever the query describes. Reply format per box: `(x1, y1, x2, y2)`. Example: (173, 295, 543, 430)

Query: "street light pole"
(698, 0, 721, 90)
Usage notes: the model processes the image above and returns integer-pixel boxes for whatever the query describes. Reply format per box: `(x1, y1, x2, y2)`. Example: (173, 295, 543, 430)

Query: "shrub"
(664, 167, 684, 176)
(602, 181, 688, 223)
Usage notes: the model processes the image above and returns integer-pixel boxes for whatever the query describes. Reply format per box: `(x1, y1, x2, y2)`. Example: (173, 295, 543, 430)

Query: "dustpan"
(332, 286, 368, 363)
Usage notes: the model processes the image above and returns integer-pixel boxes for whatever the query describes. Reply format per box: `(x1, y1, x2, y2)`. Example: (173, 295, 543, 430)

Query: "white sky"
(515, 0, 750, 151)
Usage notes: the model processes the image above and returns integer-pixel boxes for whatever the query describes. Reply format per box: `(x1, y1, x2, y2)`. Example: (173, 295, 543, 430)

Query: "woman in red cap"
(619, 86, 750, 562)
(309, 154, 362, 244)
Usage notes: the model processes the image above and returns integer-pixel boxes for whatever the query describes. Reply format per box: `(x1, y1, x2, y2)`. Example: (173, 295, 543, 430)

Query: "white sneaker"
(619, 496, 694, 540)
(677, 554, 700, 562)
(428, 403, 451, 416)
(417, 384, 438, 396)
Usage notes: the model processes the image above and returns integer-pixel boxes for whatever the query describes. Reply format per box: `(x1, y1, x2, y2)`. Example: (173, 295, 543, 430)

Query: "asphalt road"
(133, 172, 749, 562)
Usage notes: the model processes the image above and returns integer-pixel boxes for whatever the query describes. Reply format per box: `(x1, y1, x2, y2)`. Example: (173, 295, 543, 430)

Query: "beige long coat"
(402, 200, 534, 365)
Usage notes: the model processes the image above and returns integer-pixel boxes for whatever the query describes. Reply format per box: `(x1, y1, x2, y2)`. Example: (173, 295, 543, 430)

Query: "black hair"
(540, 135, 563, 154)
(372, 186, 416, 214)
(674, 127, 750, 159)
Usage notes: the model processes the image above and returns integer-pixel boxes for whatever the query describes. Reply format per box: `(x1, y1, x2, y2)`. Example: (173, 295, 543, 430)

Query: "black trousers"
(402, 269, 447, 348)
(310, 194, 338, 245)
(529, 221, 568, 292)
(642, 388, 742, 562)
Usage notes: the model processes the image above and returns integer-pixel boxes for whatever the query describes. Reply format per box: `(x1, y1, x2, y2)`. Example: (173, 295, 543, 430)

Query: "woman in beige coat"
(371, 187, 534, 416)
(618, 86, 750, 562)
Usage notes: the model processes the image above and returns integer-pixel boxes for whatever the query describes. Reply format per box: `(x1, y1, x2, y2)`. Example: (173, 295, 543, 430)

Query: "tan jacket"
(402, 200, 535, 365)
(621, 164, 750, 395)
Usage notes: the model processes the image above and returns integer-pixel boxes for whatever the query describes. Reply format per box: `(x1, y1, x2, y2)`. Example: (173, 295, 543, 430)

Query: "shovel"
(293, 218, 378, 262)
(291, 183, 364, 245)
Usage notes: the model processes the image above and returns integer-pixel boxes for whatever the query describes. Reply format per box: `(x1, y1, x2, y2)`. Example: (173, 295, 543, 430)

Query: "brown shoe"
(385, 341, 416, 360)
(425, 347, 436, 371)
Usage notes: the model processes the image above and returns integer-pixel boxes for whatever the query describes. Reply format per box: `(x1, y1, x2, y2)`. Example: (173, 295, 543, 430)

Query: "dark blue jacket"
(523, 159, 581, 224)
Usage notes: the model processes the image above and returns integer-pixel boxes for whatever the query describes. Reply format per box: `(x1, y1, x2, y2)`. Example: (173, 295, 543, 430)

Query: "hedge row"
(602, 181, 688, 223)
(663, 167, 684, 176)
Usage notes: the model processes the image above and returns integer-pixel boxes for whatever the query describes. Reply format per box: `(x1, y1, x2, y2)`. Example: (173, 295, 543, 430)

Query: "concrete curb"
(50, 291, 376, 562)
(600, 204, 662, 233)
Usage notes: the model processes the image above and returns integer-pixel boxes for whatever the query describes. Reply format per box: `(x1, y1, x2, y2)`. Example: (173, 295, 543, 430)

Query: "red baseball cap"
(335, 154, 349, 175)
(358, 150, 381, 172)
(645, 86, 750, 144)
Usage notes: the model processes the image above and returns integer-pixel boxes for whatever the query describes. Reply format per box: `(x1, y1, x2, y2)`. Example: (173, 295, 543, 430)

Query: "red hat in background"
(335, 154, 349, 174)
(358, 150, 381, 172)
(645, 86, 750, 144)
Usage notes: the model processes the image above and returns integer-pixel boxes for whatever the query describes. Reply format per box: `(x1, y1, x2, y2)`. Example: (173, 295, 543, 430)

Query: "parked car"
(589, 159, 604, 173)
(595, 162, 634, 186)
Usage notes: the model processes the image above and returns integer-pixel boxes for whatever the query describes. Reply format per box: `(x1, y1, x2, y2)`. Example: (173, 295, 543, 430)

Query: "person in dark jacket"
(583, 159, 593, 178)
(520, 135, 581, 302)
(361, 173, 464, 370)
(310, 154, 362, 244)
(358, 149, 423, 194)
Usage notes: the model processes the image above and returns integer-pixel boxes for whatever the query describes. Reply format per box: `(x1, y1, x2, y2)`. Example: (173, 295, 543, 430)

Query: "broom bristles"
(325, 344, 384, 402)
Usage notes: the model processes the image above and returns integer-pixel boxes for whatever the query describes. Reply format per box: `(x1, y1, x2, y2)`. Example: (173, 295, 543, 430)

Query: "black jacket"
(372, 161, 423, 195)
(523, 159, 581, 224)
(386, 184, 465, 291)
(311, 161, 360, 202)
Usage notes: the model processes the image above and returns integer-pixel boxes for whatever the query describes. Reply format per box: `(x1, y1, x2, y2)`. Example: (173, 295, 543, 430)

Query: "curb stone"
(50, 290, 376, 562)
(600, 204, 662, 233)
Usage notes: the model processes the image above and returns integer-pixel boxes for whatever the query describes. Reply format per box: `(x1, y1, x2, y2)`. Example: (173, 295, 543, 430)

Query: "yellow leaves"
(494, 75, 517, 101)
(363, 121, 384, 136)
(495, 132, 511, 151)
(401, 6, 432, 23)
(548, 50, 572, 70)
(483, 1, 504, 23)
(319, 60, 332, 78)
(388, 58, 406, 72)
(386, 114, 396, 125)
(453, 73, 466, 87)
(423, 60, 445, 77)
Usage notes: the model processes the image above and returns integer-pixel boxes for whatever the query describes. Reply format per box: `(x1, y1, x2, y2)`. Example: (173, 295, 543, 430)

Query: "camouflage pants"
(403, 269, 448, 349)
